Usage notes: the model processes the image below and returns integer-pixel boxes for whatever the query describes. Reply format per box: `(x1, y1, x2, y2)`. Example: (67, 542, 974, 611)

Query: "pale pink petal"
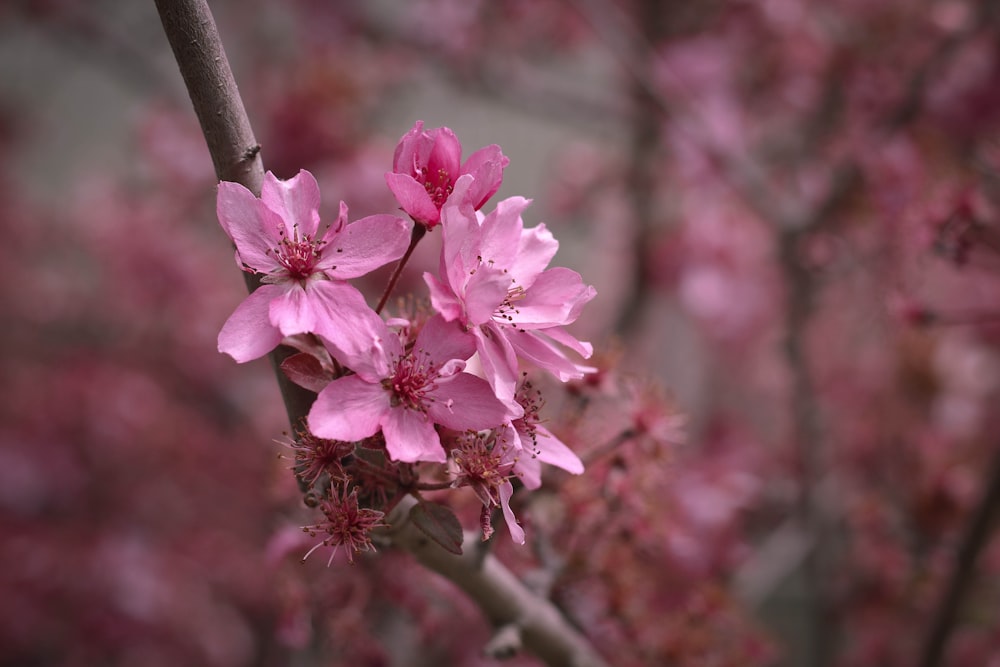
(541, 325, 594, 359)
(499, 482, 525, 544)
(216, 182, 282, 272)
(424, 272, 464, 322)
(510, 268, 596, 328)
(510, 223, 559, 289)
(318, 201, 349, 241)
(515, 453, 543, 490)
(427, 373, 510, 431)
(217, 285, 285, 362)
(385, 172, 440, 225)
(414, 315, 476, 365)
(461, 144, 508, 209)
(308, 376, 386, 441)
(463, 267, 512, 326)
(438, 175, 482, 286)
(316, 214, 411, 278)
(382, 408, 446, 463)
(507, 329, 594, 381)
(476, 196, 530, 271)
(260, 170, 321, 237)
(268, 282, 317, 336)
(306, 281, 394, 378)
(473, 324, 521, 409)
(533, 425, 584, 474)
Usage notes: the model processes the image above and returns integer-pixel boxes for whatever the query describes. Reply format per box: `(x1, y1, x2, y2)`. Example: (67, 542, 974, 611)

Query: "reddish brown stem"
(376, 224, 426, 314)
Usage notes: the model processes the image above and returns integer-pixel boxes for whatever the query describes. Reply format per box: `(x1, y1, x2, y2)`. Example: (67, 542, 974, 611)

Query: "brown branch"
(386, 496, 610, 667)
(918, 447, 1000, 667)
(154, 2, 608, 664)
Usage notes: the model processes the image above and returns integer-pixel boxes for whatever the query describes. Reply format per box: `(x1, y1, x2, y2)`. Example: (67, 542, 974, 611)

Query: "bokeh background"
(4, 1, 1000, 665)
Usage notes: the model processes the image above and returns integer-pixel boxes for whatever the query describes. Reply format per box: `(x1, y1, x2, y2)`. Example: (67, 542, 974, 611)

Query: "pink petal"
(260, 170, 321, 237)
(424, 272, 464, 322)
(426, 126, 462, 177)
(473, 324, 521, 410)
(216, 182, 283, 272)
(511, 268, 596, 328)
(461, 144, 508, 209)
(427, 373, 510, 431)
(317, 214, 412, 279)
(533, 425, 584, 474)
(499, 482, 525, 545)
(385, 173, 440, 225)
(308, 376, 386, 442)
(392, 120, 429, 173)
(268, 282, 317, 336)
(542, 325, 594, 359)
(463, 266, 512, 326)
(439, 176, 483, 286)
(217, 285, 285, 362)
(382, 408, 446, 463)
(476, 196, 530, 272)
(306, 281, 395, 378)
(506, 329, 595, 382)
(414, 315, 476, 365)
(510, 223, 559, 289)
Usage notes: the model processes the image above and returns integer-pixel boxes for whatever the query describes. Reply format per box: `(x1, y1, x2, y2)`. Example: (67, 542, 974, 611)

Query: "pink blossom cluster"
(215, 121, 595, 549)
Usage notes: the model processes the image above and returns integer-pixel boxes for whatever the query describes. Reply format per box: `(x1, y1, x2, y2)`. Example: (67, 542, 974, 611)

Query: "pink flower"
(307, 314, 510, 463)
(385, 121, 508, 229)
(424, 176, 597, 408)
(450, 428, 525, 544)
(216, 170, 411, 362)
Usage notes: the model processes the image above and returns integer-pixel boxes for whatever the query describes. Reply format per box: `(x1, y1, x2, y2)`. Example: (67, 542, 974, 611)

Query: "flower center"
(385, 351, 437, 411)
(419, 166, 454, 208)
(271, 225, 324, 281)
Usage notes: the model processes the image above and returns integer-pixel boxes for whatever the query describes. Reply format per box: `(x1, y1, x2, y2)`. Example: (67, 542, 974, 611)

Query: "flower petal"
(499, 482, 525, 545)
(306, 281, 396, 379)
(510, 267, 596, 328)
(217, 285, 285, 362)
(473, 324, 521, 410)
(506, 329, 595, 381)
(424, 272, 464, 322)
(382, 408, 446, 463)
(427, 372, 510, 431)
(533, 425, 584, 474)
(385, 173, 439, 226)
(462, 144, 508, 209)
(510, 223, 559, 289)
(318, 214, 412, 278)
(261, 170, 321, 237)
(308, 376, 386, 442)
(426, 126, 462, 178)
(216, 181, 283, 272)
(414, 315, 476, 365)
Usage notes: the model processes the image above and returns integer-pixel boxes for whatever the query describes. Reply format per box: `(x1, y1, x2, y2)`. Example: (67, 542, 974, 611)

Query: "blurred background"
(4, 0, 1000, 665)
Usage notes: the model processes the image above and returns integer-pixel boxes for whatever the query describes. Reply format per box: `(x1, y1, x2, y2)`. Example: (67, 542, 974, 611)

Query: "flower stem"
(376, 224, 426, 314)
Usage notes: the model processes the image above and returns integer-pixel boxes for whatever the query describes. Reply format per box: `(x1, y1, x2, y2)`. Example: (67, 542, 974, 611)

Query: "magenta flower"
(307, 314, 510, 463)
(216, 170, 411, 362)
(424, 176, 597, 408)
(385, 120, 508, 229)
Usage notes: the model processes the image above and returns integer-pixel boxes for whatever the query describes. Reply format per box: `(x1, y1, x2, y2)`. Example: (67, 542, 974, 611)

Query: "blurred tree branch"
(153, 1, 610, 664)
